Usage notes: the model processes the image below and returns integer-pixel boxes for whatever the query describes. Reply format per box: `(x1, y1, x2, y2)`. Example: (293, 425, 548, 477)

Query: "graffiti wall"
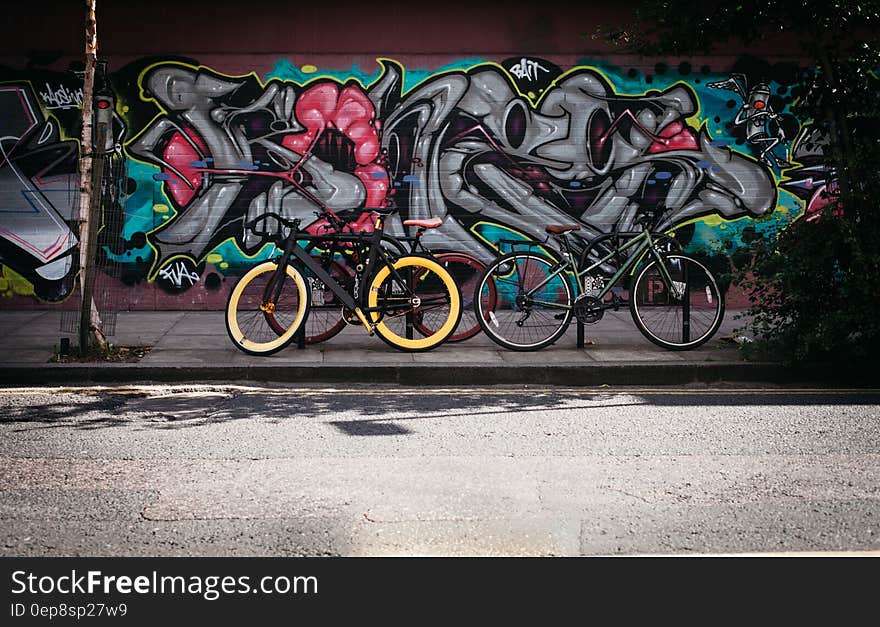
(0, 55, 824, 308)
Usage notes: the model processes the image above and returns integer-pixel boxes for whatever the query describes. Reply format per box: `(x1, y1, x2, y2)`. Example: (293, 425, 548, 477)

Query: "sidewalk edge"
(0, 361, 871, 387)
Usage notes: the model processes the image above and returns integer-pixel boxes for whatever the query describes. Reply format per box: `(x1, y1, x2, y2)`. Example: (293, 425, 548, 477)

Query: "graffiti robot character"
(709, 73, 796, 168)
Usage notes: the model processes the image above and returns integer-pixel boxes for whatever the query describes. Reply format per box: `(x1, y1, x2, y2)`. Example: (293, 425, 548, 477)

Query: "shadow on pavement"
(2, 386, 879, 435)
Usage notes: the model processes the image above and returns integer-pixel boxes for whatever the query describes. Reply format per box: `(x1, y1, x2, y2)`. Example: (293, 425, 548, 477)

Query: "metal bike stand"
(576, 319, 585, 348)
(294, 311, 307, 349)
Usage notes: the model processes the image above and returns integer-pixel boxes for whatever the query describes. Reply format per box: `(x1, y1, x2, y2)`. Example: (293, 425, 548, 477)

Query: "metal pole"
(406, 266, 414, 340)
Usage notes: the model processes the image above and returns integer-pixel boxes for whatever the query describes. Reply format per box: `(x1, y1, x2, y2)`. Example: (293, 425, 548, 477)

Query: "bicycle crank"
(342, 306, 375, 335)
(573, 295, 604, 323)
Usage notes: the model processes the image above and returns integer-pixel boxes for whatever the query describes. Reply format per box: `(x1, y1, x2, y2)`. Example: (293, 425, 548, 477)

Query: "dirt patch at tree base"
(49, 345, 154, 363)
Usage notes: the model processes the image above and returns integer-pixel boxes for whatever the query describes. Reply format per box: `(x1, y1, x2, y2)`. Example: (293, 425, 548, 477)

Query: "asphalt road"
(1, 383, 878, 557)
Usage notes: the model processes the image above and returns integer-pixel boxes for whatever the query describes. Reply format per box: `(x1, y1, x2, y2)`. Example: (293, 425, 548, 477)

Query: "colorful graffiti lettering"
(0, 55, 820, 306)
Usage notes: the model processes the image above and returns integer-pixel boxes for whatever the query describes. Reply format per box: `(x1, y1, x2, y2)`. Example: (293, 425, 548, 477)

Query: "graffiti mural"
(371, 61, 776, 263)
(0, 82, 80, 301)
(127, 62, 390, 278)
(0, 55, 816, 306)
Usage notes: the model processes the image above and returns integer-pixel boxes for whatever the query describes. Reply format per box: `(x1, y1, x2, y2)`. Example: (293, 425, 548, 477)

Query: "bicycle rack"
(294, 316, 306, 349)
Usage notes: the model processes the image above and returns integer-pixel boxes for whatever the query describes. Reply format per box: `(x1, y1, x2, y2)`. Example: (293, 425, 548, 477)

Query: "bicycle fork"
(647, 245, 686, 301)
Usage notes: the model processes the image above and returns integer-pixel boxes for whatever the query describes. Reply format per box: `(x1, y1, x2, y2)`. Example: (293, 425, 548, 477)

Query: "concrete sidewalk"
(0, 309, 859, 386)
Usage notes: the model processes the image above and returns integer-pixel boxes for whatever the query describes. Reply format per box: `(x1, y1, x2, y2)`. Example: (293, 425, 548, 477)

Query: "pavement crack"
(605, 487, 653, 505)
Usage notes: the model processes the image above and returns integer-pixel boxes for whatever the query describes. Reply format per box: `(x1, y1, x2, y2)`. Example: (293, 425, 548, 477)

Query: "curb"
(0, 361, 871, 387)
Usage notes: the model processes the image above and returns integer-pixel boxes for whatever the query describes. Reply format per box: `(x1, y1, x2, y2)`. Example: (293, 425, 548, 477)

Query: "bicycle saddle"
(403, 217, 443, 229)
(545, 224, 581, 234)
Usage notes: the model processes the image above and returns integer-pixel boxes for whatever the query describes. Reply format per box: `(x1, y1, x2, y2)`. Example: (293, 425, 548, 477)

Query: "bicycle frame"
(508, 228, 682, 311)
(259, 212, 425, 333)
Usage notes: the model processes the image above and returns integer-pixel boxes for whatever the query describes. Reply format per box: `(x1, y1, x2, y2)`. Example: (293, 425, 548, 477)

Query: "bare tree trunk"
(78, 0, 106, 353)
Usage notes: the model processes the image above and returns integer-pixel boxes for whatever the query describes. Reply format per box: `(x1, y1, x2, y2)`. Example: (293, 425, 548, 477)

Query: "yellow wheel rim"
(367, 256, 461, 350)
(226, 261, 308, 353)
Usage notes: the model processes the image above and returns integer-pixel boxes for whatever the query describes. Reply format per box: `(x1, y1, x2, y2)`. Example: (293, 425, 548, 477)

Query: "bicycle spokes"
(476, 252, 573, 351)
(630, 254, 723, 349)
(369, 256, 461, 352)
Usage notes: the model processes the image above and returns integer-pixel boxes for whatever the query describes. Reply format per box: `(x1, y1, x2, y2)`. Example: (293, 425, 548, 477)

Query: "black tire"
(474, 250, 573, 351)
(418, 252, 489, 343)
(629, 252, 724, 350)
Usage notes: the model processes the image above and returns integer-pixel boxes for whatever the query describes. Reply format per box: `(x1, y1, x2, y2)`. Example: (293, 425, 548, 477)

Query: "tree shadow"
(0, 387, 636, 435)
(3, 386, 878, 436)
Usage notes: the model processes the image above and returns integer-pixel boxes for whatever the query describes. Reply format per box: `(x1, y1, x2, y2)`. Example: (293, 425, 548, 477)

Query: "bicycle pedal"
(352, 308, 375, 335)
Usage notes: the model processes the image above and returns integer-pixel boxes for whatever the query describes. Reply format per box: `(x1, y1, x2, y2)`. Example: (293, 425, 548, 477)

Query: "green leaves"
(592, 0, 880, 364)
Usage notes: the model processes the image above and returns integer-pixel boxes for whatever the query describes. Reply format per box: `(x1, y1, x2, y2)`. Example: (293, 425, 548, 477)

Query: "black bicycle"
(473, 215, 725, 351)
(225, 208, 462, 355)
(296, 208, 493, 345)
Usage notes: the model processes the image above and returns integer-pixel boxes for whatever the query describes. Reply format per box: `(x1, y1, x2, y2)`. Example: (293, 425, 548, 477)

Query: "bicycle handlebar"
(244, 212, 301, 237)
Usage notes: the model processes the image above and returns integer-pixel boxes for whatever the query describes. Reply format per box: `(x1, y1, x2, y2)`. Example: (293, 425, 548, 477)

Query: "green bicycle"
(473, 216, 725, 351)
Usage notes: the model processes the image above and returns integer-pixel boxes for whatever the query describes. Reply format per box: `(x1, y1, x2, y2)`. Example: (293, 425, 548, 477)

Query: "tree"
(77, 0, 108, 354)
(593, 1, 880, 363)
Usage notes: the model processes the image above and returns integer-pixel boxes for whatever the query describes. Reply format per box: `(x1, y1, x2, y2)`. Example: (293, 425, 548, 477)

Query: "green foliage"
(594, 0, 880, 364)
(735, 210, 880, 364)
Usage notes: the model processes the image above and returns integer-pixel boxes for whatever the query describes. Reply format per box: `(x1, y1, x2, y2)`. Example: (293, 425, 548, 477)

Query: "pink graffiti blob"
(162, 128, 209, 207)
(647, 121, 699, 153)
(805, 181, 842, 222)
(158, 81, 389, 210)
(282, 82, 388, 208)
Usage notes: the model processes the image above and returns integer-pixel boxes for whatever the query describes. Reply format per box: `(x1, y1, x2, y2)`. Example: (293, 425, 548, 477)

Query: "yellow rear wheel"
(367, 256, 462, 352)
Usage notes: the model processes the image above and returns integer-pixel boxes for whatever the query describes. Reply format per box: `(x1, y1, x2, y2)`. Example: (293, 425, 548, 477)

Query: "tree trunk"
(77, 0, 106, 353)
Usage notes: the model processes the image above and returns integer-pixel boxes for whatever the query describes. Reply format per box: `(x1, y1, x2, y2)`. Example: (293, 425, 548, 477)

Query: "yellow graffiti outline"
(469, 220, 582, 287)
(149, 239, 279, 286)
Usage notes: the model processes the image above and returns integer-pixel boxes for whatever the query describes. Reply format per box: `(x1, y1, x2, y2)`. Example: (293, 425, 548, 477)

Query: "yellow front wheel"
(367, 255, 462, 352)
(225, 261, 309, 356)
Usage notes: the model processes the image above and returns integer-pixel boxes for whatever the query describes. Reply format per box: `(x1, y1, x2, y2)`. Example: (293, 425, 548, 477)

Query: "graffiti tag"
(38, 82, 83, 110)
(507, 58, 548, 82)
(158, 261, 200, 287)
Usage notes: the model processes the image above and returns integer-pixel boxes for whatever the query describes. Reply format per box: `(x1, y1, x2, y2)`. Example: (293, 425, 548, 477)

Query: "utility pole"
(77, 0, 106, 353)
